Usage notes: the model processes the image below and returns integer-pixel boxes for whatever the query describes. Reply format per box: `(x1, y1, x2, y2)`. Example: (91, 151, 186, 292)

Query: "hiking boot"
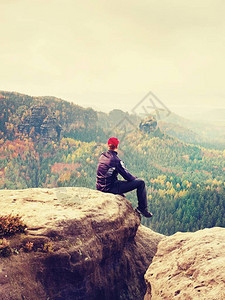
(136, 207, 153, 218)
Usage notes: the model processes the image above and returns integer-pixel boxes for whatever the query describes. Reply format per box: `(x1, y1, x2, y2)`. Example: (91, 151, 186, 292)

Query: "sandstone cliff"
(144, 227, 225, 300)
(0, 187, 163, 300)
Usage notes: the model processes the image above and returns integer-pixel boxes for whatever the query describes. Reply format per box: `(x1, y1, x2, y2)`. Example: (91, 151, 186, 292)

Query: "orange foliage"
(51, 162, 81, 174)
(0, 138, 35, 160)
(57, 171, 72, 183)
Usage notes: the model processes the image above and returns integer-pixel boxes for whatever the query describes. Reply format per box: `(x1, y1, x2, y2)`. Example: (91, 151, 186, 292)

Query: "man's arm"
(117, 160, 136, 181)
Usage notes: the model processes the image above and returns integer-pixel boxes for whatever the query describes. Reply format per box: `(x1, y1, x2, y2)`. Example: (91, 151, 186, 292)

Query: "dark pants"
(107, 179, 148, 209)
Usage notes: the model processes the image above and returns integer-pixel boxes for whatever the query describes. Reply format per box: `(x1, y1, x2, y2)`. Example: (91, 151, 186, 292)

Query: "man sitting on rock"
(96, 137, 153, 218)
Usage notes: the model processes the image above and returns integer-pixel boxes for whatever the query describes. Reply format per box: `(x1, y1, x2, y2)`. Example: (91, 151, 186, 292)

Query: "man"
(96, 137, 153, 218)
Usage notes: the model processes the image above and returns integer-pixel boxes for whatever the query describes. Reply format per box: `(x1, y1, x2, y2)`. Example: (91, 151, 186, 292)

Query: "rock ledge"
(0, 187, 163, 300)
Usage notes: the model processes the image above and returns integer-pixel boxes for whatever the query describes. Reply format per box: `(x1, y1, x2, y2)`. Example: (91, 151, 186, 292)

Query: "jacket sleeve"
(117, 160, 136, 181)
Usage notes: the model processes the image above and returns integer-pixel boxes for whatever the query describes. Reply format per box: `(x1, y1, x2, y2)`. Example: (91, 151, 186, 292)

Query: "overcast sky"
(0, 0, 225, 116)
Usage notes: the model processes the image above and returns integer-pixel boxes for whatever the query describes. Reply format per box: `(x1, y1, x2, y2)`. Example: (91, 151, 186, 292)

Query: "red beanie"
(107, 137, 120, 147)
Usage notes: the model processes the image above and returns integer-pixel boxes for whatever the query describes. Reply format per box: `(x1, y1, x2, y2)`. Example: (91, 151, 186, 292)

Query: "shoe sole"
(135, 208, 153, 218)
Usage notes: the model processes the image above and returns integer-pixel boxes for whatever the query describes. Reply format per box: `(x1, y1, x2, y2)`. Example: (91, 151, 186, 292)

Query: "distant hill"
(0, 91, 103, 142)
(158, 120, 202, 144)
(1, 91, 224, 149)
(150, 110, 225, 150)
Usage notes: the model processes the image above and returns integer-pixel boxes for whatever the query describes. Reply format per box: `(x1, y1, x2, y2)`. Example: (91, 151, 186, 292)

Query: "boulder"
(0, 187, 163, 300)
(144, 227, 225, 300)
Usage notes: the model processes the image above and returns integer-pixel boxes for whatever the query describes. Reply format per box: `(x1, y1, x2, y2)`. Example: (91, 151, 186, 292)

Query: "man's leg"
(109, 179, 148, 209)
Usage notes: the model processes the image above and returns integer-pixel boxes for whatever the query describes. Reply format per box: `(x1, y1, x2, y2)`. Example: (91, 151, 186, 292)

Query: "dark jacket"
(96, 150, 136, 191)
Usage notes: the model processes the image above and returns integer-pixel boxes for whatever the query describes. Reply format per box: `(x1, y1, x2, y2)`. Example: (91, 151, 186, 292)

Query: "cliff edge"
(144, 227, 225, 300)
(0, 187, 163, 300)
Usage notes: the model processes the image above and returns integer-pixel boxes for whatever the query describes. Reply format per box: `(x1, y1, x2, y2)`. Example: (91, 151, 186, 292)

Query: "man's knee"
(135, 178, 145, 187)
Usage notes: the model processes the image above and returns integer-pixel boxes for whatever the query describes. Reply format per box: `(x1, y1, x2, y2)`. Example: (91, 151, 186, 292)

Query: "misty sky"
(0, 0, 225, 116)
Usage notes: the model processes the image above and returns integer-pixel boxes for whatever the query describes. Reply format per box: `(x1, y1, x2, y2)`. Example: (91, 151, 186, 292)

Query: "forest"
(0, 91, 224, 235)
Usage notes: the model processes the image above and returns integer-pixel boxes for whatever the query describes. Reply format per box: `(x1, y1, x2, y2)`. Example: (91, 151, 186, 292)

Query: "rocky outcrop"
(139, 116, 158, 133)
(40, 114, 62, 140)
(144, 227, 225, 300)
(139, 116, 164, 139)
(0, 187, 163, 300)
(18, 104, 61, 140)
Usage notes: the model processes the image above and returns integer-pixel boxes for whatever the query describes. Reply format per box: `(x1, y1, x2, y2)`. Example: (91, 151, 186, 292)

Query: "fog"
(1, 0, 225, 118)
